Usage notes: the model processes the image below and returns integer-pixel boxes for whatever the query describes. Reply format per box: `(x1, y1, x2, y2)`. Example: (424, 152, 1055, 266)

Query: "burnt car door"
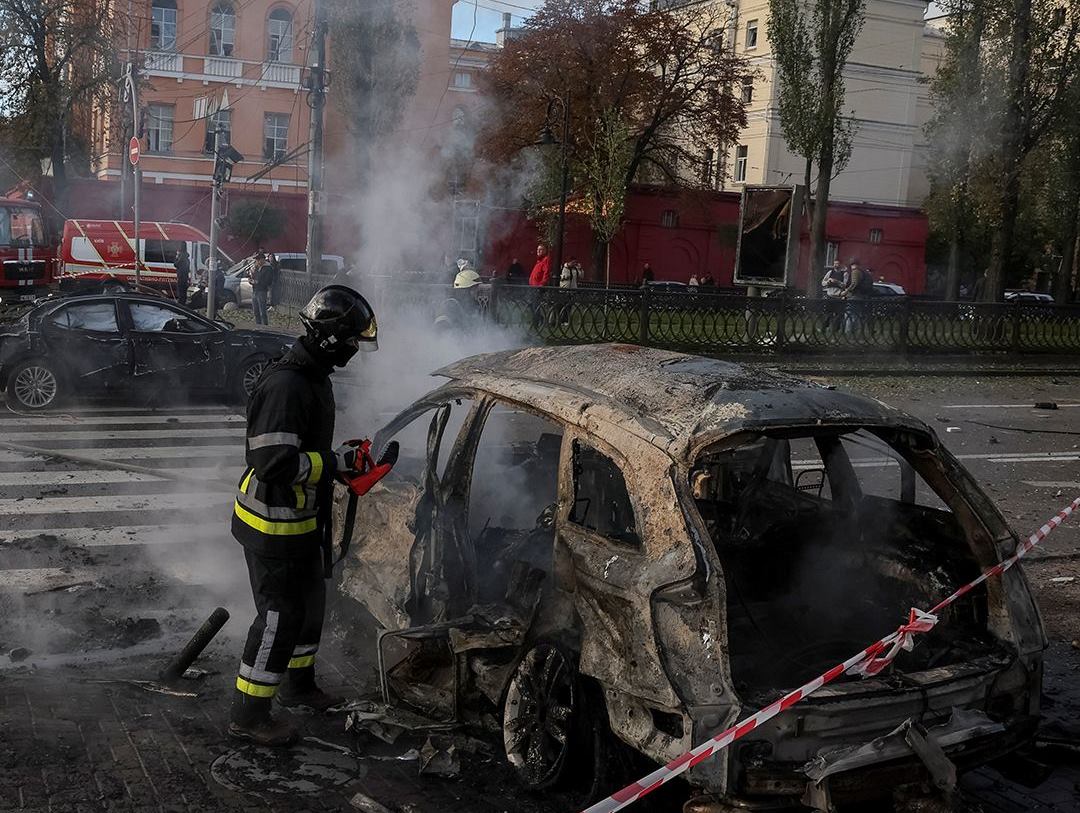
(41, 300, 131, 389)
(337, 389, 478, 629)
(122, 300, 228, 391)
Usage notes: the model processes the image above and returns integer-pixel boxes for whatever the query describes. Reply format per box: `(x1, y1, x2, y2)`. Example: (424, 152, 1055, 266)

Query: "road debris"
(419, 736, 460, 777)
(344, 701, 455, 745)
(349, 791, 396, 813)
(8, 646, 31, 662)
(159, 606, 230, 684)
(1035, 402, 1059, 410)
(23, 579, 96, 596)
(1049, 577, 1076, 585)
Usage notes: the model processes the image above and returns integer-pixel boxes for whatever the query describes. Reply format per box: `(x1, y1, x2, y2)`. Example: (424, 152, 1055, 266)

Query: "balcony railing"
(144, 51, 181, 73)
(261, 61, 301, 85)
(204, 56, 242, 78)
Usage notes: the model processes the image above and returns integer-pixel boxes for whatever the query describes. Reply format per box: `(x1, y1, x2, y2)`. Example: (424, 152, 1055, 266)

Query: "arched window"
(209, 2, 236, 57)
(151, 0, 177, 51)
(267, 8, 293, 63)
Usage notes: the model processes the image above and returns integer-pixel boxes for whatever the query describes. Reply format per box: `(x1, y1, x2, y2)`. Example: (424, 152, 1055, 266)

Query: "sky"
(451, 0, 541, 43)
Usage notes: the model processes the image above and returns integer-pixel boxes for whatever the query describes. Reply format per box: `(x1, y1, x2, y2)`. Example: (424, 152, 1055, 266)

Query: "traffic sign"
(129, 136, 140, 166)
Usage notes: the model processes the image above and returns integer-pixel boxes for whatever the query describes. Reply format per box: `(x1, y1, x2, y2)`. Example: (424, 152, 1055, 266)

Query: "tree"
(0, 0, 123, 198)
(225, 201, 287, 249)
(480, 0, 752, 269)
(768, 0, 865, 296)
(578, 108, 635, 284)
(982, 0, 1080, 301)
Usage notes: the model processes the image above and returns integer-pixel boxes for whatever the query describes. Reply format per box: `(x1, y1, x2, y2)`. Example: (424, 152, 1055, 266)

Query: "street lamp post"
(538, 92, 571, 281)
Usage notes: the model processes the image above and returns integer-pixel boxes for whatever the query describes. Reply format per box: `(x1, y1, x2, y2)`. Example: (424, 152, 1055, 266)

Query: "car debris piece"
(1034, 402, 1059, 410)
(345, 701, 455, 745)
(159, 607, 230, 684)
(945, 426, 961, 432)
(418, 736, 460, 778)
(1049, 576, 1076, 585)
(8, 646, 31, 662)
(348, 792, 395, 813)
(23, 579, 96, 596)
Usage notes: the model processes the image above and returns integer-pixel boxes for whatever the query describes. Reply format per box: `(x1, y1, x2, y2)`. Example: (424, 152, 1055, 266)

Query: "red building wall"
(486, 186, 929, 293)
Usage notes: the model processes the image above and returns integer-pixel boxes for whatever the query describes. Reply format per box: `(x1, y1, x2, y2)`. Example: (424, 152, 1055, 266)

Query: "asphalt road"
(1, 372, 1079, 813)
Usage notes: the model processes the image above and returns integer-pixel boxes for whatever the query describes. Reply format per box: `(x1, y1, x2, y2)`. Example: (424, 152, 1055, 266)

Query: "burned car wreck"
(334, 344, 1045, 809)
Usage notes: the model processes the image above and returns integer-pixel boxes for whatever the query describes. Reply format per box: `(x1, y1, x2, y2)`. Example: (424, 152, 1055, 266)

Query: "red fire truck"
(58, 219, 234, 293)
(0, 197, 55, 305)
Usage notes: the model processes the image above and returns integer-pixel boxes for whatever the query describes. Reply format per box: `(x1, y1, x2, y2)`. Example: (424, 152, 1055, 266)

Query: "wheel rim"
(13, 364, 58, 408)
(503, 645, 575, 787)
(242, 360, 266, 396)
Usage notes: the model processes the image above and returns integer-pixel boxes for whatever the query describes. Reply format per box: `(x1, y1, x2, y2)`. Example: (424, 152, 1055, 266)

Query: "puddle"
(210, 738, 363, 797)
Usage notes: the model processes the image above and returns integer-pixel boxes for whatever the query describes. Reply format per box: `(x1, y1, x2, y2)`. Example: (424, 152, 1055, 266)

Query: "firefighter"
(229, 285, 380, 746)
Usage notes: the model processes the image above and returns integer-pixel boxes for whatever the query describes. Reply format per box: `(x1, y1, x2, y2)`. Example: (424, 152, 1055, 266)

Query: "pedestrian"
(821, 260, 845, 331)
(252, 253, 274, 326)
(642, 263, 655, 286)
(689, 274, 699, 288)
(230, 285, 388, 746)
(268, 252, 282, 307)
(506, 257, 525, 284)
(841, 257, 874, 335)
(558, 259, 582, 326)
(174, 245, 191, 305)
(211, 260, 227, 317)
(529, 244, 551, 287)
(701, 272, 716, 289)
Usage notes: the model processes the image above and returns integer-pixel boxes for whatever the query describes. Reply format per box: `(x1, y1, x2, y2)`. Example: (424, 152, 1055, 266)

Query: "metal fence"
(487, 284, 1080, 355)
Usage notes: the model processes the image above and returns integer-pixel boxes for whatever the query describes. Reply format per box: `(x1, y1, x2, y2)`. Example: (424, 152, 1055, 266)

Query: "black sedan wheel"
(7, 359, 63, 411)
(235, 354, 268, 401)
(503, 643, 578, 789)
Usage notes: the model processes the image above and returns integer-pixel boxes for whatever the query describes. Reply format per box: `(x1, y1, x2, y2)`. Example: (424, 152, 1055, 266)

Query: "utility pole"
(119, 77, 127, 220)
(124, 61, 142, 286)
(304, 0, 328, 282)
(207, 128, 223, 320)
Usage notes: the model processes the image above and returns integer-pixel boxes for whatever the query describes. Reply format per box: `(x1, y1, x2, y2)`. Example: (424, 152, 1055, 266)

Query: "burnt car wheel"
(235, 354, 268, 401)
(6, 359, 63, 410)
(503, 643, 579, 789)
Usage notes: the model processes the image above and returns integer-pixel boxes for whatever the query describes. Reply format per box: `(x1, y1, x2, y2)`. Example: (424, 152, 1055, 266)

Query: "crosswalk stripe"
(0, 567, 98, 591)
(2, 429, 245, 442)
(0, 445, 242, 463)
(0, 524, 230, 547)
(0, 492, 227, 517)
(0, 468, 241, 486)
(0, 414, 246, 427)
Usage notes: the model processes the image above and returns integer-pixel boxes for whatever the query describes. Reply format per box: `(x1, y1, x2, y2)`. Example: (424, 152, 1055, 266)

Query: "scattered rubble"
(8, 646, 31, 662)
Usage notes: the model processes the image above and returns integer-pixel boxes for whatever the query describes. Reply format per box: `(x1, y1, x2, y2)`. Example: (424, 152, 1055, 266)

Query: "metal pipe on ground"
(0, 439, 235, 487)
(159, 607, 231, 684)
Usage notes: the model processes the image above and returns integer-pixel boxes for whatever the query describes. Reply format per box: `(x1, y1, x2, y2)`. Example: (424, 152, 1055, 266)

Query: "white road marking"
(0, 492, 227, 517)
(943, 403, 1080, 409)
(0, 524, 229, 547)
(0, 414, 245, 427)
(0, 445, 241, 463)
(1, 428, 244, 442)
(0, 567, 98, 591)
(1022, 481, 1080, 489)
(0, 468, 241, 486)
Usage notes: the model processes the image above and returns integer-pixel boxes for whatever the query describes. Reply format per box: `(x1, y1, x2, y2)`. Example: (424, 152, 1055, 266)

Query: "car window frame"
(566, 436, 642, 549)
(121, 298, 222, 336)
(46, 299, 123, 335)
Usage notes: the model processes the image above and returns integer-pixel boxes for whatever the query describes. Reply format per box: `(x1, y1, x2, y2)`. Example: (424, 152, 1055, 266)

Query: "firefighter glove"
(334, 439, 366, 473)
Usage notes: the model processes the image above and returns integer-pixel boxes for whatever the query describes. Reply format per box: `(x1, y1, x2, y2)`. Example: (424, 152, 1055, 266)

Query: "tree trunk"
(592, 237, 607, 285)
(808, 139, 834, 299)
(986, 0, 1031, 302)
(1055, 190, 1080, 303)
(803, 156, 812, 195)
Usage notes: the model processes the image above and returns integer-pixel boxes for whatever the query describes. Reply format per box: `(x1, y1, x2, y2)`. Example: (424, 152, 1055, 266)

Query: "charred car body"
(336, 344, 1045, 808)
(0, 294, 291, 410)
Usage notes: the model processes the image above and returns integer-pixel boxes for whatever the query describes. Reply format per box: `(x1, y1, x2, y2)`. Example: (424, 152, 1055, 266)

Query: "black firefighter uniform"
(231, 340, 339, 702)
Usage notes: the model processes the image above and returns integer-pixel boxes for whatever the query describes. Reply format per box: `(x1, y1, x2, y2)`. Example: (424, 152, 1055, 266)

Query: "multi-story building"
(709, 0, 944, 209)
(92, 0, 314, 191)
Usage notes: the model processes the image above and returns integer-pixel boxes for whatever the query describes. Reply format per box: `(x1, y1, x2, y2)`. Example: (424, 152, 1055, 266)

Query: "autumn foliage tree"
(479, 0, 752, 272)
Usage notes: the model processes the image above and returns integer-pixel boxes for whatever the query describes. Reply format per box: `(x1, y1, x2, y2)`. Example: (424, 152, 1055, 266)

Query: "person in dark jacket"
(252, 254, 274, 325)
(505, 257, 524, 284)
(229, 285, 381, 746)
(174, 246, 191, 304)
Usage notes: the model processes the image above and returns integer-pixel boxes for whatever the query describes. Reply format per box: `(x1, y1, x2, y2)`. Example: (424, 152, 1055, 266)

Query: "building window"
(151, 0, 177, 51)
(263, 112, 290, 160)
(734, 145, 748, 182)
(826, 241, 839, 268)
(741, 76, 754, 104)
(210, 2, 236, 57)
(204, 109, 232, 152)
(452, 71, 472, 89)
(661, 209, 679, 228)
(869, 228, 883, 244)
(745, 19, 758, 49)
(702, 148, 714, 186)
(146, 104, 174, 153)
(267, 8, 293, 63)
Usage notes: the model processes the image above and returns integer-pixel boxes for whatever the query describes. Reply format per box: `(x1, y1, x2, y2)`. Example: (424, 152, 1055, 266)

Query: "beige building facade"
(711, 0, 945, 209)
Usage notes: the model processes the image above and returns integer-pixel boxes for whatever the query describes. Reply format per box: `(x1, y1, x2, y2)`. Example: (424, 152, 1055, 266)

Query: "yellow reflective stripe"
(241, 469, 253, 493)
(288, 654, 316, 669)
(305, 451, 323, 484)
(233, 501, 318, 536)
(294, 484, 306, 509)
(236, 676, 277, 698)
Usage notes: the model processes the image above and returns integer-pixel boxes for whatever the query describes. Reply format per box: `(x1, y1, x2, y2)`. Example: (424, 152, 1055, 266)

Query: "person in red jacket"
(529, 244, 551, 287)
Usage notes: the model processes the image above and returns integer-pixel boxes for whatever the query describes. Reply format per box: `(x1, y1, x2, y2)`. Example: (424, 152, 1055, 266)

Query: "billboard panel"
(733, 185, 804, 287)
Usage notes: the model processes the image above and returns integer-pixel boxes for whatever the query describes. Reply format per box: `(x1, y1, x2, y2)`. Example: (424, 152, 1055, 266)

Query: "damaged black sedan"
(0, 294, 291, 410)
(335, 344, 1045, 811)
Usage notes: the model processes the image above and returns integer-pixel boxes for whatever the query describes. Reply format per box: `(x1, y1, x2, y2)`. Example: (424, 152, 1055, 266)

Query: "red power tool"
(338, 439, 399, 496)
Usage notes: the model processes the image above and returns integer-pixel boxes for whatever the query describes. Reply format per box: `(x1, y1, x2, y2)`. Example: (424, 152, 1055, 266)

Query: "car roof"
(434, 344, 927, 459)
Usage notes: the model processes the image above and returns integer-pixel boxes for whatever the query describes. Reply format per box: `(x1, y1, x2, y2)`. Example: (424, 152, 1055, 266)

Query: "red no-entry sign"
(129, 136, 140, 166)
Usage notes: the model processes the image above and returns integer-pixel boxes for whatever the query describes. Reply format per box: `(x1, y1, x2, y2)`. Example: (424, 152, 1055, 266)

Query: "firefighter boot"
(277, 665, 343, 711)
(228, 691, 298, 746)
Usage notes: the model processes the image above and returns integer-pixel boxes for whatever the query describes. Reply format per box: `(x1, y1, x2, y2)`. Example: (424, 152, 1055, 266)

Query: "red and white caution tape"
(581, 495, 1080, 813)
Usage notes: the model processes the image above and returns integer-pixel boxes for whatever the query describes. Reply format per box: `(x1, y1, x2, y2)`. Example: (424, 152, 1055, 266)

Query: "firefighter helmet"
(300, 285, 378, 366)
(454, 268, 481, 289)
